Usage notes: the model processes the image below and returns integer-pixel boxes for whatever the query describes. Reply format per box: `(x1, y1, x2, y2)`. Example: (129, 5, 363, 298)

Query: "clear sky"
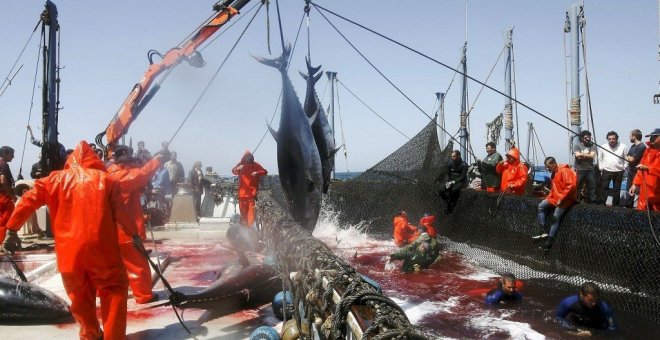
(0, 0, 658, 177)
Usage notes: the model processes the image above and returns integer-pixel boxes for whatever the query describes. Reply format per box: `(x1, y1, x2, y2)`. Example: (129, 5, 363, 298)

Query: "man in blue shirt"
(556, 282, 616, 336)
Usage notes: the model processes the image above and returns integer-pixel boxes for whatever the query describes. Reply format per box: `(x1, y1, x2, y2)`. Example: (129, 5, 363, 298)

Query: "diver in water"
(390, 225, 439, 273)
(556, 282, 617, 336)
(484, 273, 523, 305)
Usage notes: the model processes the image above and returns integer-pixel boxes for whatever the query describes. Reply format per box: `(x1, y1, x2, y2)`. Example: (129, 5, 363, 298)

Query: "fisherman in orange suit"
(496, 147, 529, 196)
(629, 128, 660, 211)
(418, 213, 438, 238)
(232, 150, 268, 226)
(107, 145, 164, 304)
(393, 211, 419, 247)
(534, 156, 578, 250)
(3, 141, 139, 340)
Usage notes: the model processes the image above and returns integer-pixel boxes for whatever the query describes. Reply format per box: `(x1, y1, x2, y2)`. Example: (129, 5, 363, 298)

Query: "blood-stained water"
(313, 210, 660, 339)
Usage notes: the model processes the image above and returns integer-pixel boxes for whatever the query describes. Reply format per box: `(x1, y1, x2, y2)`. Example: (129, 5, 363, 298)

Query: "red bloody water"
(329, 240, 660, 339)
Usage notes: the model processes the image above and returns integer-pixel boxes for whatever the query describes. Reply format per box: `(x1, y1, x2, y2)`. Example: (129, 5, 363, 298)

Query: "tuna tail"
(254, 43, 292, 71)
(308, 109, 319, 126)
(305, 56, 322, 81)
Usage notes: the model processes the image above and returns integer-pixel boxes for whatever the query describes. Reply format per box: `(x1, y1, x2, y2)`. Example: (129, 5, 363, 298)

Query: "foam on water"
(469, 313, 546, 340)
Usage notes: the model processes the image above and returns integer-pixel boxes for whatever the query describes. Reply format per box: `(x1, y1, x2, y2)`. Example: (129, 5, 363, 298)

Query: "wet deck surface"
(0, 224, 283, 340)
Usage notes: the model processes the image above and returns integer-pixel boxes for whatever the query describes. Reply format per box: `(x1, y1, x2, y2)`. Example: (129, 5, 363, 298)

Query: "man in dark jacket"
(439, 150, 468, 212)
(480, 142, 503, 192)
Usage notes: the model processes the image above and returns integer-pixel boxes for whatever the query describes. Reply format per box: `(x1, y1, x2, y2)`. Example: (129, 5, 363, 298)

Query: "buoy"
(360, 274, 382, 293)
(272, 291, 293, 320)
(249, 326, 280, 340)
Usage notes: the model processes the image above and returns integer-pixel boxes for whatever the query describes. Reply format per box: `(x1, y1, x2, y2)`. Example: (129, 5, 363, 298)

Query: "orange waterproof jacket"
(496, 147, 528, 195)
(632, 144, 659, 210)
(393, 215, 419, 247)
(232, 151, 268, 199)
(546, 164, 577, 209)
(5, 141, 137, 272)
(107, 157, 161, 243)
(418, 215, 437, 238)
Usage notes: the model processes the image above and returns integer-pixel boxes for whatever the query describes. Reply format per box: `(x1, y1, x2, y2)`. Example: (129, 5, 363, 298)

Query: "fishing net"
(257, 191, 427, 339)
(322, 119, 660, 324)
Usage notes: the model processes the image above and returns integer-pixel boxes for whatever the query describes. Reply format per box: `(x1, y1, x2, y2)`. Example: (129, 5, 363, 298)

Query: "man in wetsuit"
(439, 150, 468, 213)
(556, 282, 616, 336)
(390, 225, 439, 273)
(484, 273, 523, 305)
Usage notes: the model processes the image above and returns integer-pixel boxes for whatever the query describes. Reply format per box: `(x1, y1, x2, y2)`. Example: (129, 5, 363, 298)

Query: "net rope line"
(18, 32, 44, 179)
(0, 16, 41, 98)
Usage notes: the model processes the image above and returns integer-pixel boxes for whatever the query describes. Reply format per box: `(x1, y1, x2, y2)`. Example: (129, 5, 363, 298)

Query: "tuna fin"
(299, 70, 308, 81)
(329, 146, 342, 158)
(305, 56, 322, 81)
(308, 110, 319, 126)
(4, 254, 28, 282)
(267, 121, 279, 142)
(253, 43, 292, 71)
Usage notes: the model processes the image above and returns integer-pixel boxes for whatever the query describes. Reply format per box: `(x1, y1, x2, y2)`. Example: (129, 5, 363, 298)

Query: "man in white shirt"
(597, 131, 627, 206)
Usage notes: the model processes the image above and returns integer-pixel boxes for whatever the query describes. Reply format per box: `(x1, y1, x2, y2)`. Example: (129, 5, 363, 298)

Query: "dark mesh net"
(324, 120, 660, 324)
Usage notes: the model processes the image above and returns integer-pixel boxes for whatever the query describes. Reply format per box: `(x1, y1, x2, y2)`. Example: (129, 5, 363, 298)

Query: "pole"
(326, 71, 337, 179)
(526, 122, 533, 165)
(435, 92, 446, 149)
(41, 1, 60, 175)
(566, 2, 583, 160)
(459, 43, 469, 163)
(503, 27, 514, 151)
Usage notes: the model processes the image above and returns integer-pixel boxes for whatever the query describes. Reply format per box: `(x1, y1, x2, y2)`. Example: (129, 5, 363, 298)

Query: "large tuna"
(255, 45, 323, 231)
(299, 57, 339, 194)
(0, 256, 70, 321)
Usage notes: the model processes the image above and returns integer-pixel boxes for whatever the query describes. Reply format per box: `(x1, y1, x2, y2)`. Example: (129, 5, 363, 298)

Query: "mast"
(435, 92, 446, 149)
(41, 0, 61, 175)
(326, 71, 337, 179)
(565, 2, 584, 158)
(503, 27, 514, 151)
(458, 43, 469, 162)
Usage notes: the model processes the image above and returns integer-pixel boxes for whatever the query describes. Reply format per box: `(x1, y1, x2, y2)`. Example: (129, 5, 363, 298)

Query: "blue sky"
(0, 0, 658, 177)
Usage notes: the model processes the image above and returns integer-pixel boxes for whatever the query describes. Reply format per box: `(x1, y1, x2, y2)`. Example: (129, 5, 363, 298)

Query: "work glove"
(445, 181, 455, 190)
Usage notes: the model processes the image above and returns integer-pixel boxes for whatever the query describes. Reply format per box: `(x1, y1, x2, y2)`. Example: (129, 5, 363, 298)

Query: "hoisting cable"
(275, 0, 286, 53)
(266, 0, 271, 54)
(466, 43, 506, 118)
(0, 17, 41, 100)
(532, 126, 548, 159)
(17, 31, 44, 180)
(312, 5, 478, 161)
(253, 11, 306, 154)
(308, 1, 624, 162)
(168, 2, 264, 145)
(305, 0, 311, 61)
(0, 65, 23, 99)
(336, 79, 410, 140)
(334, 79, 350, 172)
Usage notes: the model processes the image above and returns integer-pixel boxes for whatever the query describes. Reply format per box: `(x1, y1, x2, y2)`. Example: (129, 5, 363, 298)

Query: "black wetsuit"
(439, 159, 468, 212)
(556, 295, 616, 331)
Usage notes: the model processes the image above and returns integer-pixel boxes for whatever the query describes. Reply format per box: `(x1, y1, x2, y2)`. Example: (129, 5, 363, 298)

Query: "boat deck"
(0, 220, 282, 340)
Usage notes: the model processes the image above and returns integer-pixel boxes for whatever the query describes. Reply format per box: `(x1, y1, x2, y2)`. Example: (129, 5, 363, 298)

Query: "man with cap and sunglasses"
(629, 128, 660, 211)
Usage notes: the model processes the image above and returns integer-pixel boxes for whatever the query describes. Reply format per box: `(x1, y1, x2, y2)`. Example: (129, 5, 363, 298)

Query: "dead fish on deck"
(0, 255, 70, 322)
(255, 44, 323, 231)
(171, 258, 280, 310)
(300, 57, 339, 194)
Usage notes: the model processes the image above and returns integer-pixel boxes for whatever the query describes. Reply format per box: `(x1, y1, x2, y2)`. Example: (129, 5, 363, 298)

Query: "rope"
(0, 18, 41, 99)
(200, 1, 261, 52)
(466, 43, 506, 118)
(275, 0, 285, 53)
(168, 2, 263, 145)
(336, 79, 409, 140)
(18, 33, 44, 179)
(312, 4, 478, 161)
(335, 81, 350, 172)
(252, 12, 306, 154)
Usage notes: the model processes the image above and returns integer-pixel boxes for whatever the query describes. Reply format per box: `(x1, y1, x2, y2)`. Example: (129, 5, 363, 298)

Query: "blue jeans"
(537, 199, 567, 238)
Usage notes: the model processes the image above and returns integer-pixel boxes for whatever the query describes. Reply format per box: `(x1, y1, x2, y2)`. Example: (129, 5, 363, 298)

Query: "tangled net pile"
(258, 191, 427, 339)
(324, 119, 660, 324)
